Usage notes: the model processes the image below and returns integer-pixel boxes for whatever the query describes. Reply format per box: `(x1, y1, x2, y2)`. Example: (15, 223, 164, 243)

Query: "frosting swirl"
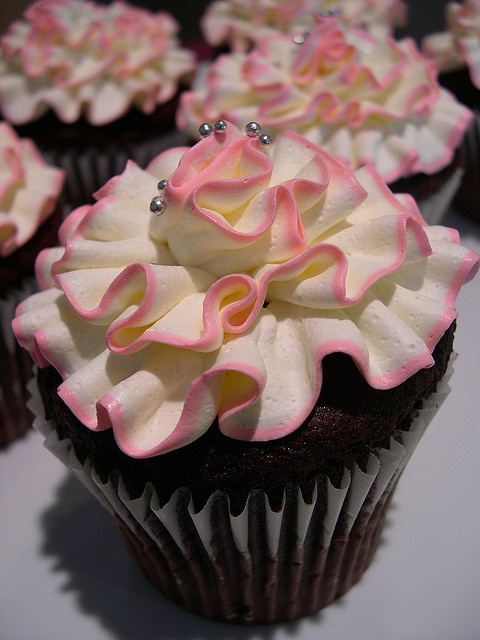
(0, 121, 64, 257)
(0, 0, 196, 125)
(178, 15, 473, 185)
(201, 0, 408, 52)
(13, 123, 479, 457)
(422, 0, 480, 89)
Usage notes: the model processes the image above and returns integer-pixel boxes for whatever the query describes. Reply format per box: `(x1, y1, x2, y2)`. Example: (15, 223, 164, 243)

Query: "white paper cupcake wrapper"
(27, 361, 453, 622)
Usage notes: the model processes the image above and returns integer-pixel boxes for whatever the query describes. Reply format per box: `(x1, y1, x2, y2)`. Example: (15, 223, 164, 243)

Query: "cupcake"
(0, 0, 196, 207)
(13, 122, 479, 623)
(178, 14, 473, 224)
(422, 0, 480, 221)
(201, 0, 409, 53)
(0, 120, 64, 448)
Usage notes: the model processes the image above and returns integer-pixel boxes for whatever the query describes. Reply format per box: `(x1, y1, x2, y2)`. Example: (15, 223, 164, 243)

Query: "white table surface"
(1, 208, 479, 640)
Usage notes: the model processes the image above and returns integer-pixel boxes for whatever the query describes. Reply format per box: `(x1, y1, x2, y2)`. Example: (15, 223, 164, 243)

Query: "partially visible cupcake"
(201, 0, 409, 53)
(13, 122, 479, 622)
(0, 0, 196, 206)
(0, 120, 64, 447)
(178, 14, 472, 223)
(422, 0, 480, 221)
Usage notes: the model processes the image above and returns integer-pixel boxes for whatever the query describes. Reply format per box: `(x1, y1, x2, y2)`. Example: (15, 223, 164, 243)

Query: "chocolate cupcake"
(200, 0, 409, 53)
(422, 0, 480, 222)
(178, 14, 473, 224)
(0, 121, 64, 448)
(13, 123, 479, 622)
(0, 0, 196, 207)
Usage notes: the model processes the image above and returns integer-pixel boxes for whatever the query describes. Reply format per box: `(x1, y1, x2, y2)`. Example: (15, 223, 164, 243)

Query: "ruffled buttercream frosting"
(0, 0, 196, 126)
(0, 121, 64, 257)
(178, 15, 473, 185)
(13, 122, 479, 457)
(201, 0, 408, 52)
(422, 0, 480, 90)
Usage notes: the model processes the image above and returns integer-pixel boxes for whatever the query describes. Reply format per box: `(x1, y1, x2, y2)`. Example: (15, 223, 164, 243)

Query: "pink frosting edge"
(97, 360, 266, 457)
(38, 227, 479, 455)
(179, 30, 473, 181)
(1, 0, 197, 125)
(0, 149, 65, 256)
(84, 331, 438, 457)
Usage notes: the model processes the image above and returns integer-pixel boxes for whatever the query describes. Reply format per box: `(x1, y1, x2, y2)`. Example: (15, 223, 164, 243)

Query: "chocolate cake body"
(38, 322, 455, 516)
(15, 119, 477, 623)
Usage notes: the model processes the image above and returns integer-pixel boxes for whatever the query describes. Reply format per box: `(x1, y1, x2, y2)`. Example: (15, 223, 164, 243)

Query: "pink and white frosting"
(0, 0, 197, 126)
(422, 0, 480, 89)
(201, 0, 408, 52)
(178, 15, 473, 185)
(13, 123, 479, 457)
(0, 121, 64, 258)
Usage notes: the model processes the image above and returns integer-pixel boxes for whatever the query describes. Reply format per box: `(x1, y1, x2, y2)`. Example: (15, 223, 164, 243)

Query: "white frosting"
(0, 122, 64, 257)
(178, 16, 473, 185)
(0, 0, 196, 125)
(13, 123, 479, 457)
(201, 0, 408, 52)
(422, 0, 480, 89)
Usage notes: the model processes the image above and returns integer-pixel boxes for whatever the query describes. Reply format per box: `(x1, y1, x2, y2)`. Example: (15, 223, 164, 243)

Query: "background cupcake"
(0, 120, 64, 447)
(422, 0, 480, 221)
(13, 123, 479, 622)
(0, 0, 196, 207)
(201, 0, 409, 53)
(178, 14, 472, 224)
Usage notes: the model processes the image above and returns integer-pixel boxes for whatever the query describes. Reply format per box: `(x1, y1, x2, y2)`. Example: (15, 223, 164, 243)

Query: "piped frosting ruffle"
(0, 122, 64, 257)
(0, 0, 196, 125)
(13, 123, 479, 457)
(178, 15, 473, 184)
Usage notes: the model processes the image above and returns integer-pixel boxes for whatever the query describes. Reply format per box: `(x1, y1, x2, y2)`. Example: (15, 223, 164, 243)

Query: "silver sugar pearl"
(214, 119, 227, 133)
(258, 134, 272, 145)
(150, 196, 166, 215)
(245, 122, 262, 137)
(199, 122, 214, 137)
(157, 179, 167, 191)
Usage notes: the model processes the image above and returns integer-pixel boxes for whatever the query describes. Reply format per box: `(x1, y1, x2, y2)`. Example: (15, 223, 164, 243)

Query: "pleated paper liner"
(454, 109, 480, 222)
(0, 277, 38, 448)
(28, 362, 453, 624)
(40, 129, 191, 208)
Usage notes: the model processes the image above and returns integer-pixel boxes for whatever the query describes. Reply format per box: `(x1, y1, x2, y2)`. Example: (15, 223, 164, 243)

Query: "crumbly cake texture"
(37, 321, 455, 516)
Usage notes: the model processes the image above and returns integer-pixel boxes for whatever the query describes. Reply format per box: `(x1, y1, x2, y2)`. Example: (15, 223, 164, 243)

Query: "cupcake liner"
(41, 129, 191, 208)
(454, 109, 480, 222)
(0, 277, 37, 448)
(27, 363, 453, 624)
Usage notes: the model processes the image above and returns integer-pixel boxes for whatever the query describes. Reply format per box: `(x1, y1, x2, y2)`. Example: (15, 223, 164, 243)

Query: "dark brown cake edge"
(36, 321, 455, 516)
